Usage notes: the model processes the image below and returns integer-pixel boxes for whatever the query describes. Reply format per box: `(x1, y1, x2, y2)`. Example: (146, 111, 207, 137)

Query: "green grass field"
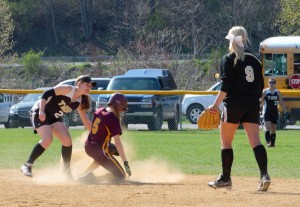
(1, 128, 299, 179)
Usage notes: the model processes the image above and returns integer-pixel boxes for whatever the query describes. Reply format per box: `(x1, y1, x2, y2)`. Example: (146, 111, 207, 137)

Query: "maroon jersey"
(87, 107, 122, 145)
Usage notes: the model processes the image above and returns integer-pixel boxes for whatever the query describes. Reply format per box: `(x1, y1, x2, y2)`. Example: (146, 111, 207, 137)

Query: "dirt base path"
(1, 169, 300, 207)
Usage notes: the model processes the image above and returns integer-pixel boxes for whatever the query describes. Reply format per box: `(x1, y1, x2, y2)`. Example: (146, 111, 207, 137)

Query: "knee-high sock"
(221, 148, 233, 181)
(27, 143, 46, 164)
(270, 133, 276, 146)
(265, 131, 271, 143)
(253, 145, 268, 178)
(61, 145, 72, 169)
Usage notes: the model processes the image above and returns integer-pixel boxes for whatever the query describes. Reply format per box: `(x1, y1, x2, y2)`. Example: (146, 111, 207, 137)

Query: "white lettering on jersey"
(267, 96, 278, 101)
(54, 100, 73, 118)
(58, 100, 72, 113)
(54, 111, 64, 118)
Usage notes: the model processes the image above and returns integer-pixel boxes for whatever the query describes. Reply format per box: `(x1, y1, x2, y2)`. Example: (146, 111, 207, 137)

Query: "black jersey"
(31, 87, 81, 120)
(264, 89, 279, 114)
(220, 51, 264, 111)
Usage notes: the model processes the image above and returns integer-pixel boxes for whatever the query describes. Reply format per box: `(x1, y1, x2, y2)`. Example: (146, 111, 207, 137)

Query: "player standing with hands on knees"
(207, 26, 271, 191)
(20, 75, 95, 179)
(82, 92, 131, 182)
(260, 78, 286, 147)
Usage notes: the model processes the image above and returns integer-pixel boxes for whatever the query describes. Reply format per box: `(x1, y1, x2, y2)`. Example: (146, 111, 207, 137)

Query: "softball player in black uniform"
(20, 75, 95, 179)
(261, 78, 286, 147)
(207, 26, 271, 191)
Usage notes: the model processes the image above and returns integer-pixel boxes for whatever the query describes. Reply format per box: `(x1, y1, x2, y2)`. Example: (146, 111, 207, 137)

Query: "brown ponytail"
(80, 94, 91, 110)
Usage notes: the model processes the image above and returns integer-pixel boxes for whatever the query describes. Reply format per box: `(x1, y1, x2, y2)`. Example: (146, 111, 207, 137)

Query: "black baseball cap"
(76, 75, 97, 87)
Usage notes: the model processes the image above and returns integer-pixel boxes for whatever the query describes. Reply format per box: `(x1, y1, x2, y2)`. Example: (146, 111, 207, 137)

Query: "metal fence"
(0, 89, 299, 131)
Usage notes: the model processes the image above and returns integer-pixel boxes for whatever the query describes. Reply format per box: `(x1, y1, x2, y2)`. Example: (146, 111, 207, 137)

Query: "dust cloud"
(33, 131, 184, 185)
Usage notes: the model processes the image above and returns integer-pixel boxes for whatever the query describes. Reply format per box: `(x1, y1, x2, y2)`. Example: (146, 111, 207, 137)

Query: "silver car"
(0, 93, 16, 128)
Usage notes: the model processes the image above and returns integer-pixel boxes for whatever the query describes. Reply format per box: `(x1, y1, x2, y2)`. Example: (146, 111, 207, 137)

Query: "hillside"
(0, 58, 218, 91)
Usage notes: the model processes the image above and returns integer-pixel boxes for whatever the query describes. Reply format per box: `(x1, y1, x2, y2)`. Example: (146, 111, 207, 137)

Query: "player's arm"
(38, 98, 47, 121)
(77, 107, 92, 131)
(39, 87, 67, 121)
(114, 135, 131, 176)
(208, 90, 226, 115)
(210, 91, 226, 110)
(113, 135, 127, 162)
(259, 90, 266, 112)
(211, 55, 233, 110)
(40, 88, 57, 113)
(40, 85, 71, 104)
(40, 85, 72, 110)
(278, 91, 286, 113)
(52, 85, 73, 96)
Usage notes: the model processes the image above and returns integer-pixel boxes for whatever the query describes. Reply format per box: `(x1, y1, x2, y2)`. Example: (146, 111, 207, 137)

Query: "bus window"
(263, 53, 287, 76)
(294, 54, 300, 74)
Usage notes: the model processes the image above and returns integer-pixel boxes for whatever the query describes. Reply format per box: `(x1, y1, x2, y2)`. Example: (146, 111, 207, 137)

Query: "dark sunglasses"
(269, 82, 276, 84)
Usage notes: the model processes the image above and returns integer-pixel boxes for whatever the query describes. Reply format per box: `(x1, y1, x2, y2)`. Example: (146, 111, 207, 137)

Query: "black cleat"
(20, 163, 33, 177)
(208, 174, 232, 189)
(258, 174, 271, 191)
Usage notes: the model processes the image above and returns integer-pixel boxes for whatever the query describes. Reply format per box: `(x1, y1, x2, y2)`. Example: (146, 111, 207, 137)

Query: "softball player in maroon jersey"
(207, 26, 271, 191)
(84, 92, 131, 181)
(20, 75, 95, 179)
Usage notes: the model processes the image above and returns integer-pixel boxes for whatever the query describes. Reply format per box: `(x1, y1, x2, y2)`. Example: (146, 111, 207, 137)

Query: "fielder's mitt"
(197, 108, 221, 130)
(108, 143, 119, 156)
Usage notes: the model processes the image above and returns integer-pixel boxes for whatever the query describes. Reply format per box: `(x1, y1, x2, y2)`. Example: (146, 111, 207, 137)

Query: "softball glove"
(108, 143, 119, 156)
(197, 108, 221, 130)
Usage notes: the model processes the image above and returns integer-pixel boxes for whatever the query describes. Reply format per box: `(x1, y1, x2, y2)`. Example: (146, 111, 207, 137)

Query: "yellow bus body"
(260, 36, 300, 124)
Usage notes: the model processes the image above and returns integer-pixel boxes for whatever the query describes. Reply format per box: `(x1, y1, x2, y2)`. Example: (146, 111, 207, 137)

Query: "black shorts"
(221, 106, 260, 124)
(31, 111, 62, 130)
(264, 112, 278, 125)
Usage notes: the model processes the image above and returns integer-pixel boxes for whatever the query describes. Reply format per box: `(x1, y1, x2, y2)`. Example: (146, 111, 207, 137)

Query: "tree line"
(1, 0, 298, 57)
(0, 0, 299, 91)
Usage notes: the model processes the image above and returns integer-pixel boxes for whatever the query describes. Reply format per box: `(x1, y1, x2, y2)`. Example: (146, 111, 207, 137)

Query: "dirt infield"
(1, 166, 300, 207)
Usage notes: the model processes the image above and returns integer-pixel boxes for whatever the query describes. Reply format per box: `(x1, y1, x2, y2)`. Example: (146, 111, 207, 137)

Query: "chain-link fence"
(0, 90, 299, 131)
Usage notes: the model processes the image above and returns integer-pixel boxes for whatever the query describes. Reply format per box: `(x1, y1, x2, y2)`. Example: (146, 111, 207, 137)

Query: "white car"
(56, 77, 111, 102)
(181, 81, 223, 124)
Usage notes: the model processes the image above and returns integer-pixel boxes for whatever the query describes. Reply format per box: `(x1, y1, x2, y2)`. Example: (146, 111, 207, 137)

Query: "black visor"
(80, 76, 97, 87)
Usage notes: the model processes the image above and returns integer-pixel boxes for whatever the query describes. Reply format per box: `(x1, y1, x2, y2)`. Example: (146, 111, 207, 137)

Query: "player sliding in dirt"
(79, 92, 131, 183)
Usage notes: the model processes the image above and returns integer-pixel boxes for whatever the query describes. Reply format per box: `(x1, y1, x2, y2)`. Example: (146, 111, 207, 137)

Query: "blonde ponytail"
(227, 26, 250, 61)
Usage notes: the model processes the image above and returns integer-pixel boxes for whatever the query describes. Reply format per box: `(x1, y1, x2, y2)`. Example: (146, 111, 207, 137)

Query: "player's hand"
(208, 105, 219, 114)
(39, 112, 46, 122)
(124, 161, 131, 176)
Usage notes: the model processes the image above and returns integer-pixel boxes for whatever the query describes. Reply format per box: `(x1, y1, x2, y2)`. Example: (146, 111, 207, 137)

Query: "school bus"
(259, 36, 300, 127)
